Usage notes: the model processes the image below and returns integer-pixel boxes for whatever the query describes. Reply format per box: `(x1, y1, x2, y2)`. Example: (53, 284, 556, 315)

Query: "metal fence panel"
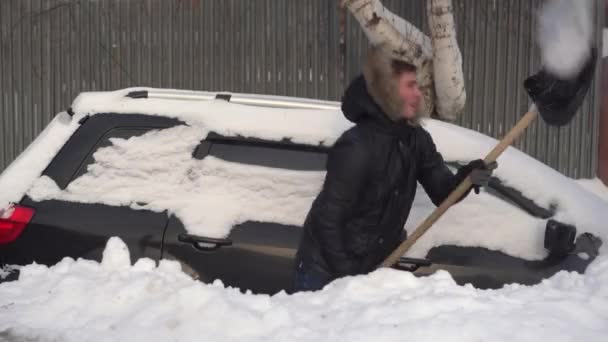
(0, 0, 604, 178)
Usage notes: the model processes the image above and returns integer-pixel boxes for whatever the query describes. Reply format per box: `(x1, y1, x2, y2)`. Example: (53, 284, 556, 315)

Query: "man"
(293, 45, 494, 292)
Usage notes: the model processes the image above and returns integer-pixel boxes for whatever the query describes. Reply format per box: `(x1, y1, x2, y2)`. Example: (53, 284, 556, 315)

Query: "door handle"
(177, 233, 232, 252)
(393, 257, 432, 272)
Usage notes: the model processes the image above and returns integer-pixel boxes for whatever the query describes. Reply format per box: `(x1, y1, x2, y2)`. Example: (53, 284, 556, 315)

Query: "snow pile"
(1, 237, 607, 342)
(537, 0, 594, 79)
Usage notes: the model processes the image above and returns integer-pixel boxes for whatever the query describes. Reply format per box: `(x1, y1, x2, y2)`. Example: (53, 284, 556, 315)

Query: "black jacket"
(296, 75, 468, 279)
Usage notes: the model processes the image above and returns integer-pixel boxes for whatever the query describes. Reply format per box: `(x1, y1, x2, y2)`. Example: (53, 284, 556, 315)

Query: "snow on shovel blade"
(524, 48, 597, 127)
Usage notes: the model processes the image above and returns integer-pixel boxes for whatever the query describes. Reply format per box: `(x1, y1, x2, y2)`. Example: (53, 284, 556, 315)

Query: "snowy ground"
(1, 237, 607, 342)
(1, 180, 608, 342)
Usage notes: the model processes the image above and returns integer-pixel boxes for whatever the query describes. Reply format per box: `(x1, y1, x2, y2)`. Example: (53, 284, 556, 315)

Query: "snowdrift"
(1, 237, 607, 342)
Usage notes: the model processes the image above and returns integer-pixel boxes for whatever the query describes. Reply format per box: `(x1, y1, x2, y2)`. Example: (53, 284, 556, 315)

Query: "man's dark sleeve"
(312, 131, 372, 277)
(416, 130, 462, 206)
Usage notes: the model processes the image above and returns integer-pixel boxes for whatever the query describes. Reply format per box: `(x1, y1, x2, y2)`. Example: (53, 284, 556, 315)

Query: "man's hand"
(456, 159, 498, 194)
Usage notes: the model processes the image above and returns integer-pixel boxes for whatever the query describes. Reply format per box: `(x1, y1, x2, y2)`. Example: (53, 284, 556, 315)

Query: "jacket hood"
(341, 75, 389, 124)
(341, 75, 416, 143)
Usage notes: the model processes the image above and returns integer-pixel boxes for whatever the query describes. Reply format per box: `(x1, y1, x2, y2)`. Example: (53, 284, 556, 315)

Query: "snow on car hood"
(1, 237, 607, 342)
(2, 88, 608, 260)
(409, 120, 608, 259)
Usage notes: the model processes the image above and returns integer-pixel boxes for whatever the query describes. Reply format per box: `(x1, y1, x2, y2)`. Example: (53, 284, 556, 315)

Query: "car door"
(162, 136, 327, 294)
(1, 114, 182, 267)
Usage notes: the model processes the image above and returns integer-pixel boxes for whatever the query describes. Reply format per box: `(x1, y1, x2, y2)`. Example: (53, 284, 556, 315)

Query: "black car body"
(0, 90, 602, 294)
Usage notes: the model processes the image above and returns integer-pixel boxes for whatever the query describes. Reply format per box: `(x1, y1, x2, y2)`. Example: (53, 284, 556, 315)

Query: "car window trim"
(446, 161, 553, 219)
(205, 132, 329, 154)
(42, 113, 184, 189)
(69, 126, 157, 184)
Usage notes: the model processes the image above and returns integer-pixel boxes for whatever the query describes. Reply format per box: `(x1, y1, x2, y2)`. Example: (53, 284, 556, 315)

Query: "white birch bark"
(427, 0, 466, 120)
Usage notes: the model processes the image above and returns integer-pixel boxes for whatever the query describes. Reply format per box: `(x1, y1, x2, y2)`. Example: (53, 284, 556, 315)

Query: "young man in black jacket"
(293, 45, 494, 291)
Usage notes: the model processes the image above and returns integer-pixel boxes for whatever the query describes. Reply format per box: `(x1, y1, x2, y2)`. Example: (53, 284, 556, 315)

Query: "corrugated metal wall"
(0, 0, 604, 177)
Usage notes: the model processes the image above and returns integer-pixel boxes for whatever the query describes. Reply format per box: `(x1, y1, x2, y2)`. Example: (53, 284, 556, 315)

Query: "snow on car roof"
(71, 88, 353, 146)
(2, 88, 608, 260)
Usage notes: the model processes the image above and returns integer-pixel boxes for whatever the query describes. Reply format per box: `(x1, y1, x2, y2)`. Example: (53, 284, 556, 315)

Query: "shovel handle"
(483, 108, 539, 164)
(380, 108, 539, 268)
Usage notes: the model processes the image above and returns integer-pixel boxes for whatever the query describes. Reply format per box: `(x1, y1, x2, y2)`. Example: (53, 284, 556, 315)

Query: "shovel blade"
(524, 48, 597, 127)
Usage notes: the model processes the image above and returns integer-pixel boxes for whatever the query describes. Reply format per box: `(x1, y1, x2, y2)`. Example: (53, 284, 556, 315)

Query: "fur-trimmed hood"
(362, 44, 405, 122)
(342, 44, 422, 125)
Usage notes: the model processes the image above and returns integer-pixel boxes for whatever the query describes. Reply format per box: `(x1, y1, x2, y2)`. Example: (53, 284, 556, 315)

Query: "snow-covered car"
(0, 89, 603, 294)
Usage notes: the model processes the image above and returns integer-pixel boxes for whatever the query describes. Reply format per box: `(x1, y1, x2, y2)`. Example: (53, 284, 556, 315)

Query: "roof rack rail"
(125, 89, 340, 111)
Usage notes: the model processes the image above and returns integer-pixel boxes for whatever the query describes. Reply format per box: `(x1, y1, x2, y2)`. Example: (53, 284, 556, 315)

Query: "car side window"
(194, 140, 327, 171)
(54, 126, 327, 243)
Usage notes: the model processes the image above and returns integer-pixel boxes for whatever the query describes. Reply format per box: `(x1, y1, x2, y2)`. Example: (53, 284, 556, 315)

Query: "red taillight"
(0, 205, 35, 244)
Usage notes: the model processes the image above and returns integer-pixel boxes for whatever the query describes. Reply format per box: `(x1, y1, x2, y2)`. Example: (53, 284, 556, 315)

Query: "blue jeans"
(292, 258, 333, 292)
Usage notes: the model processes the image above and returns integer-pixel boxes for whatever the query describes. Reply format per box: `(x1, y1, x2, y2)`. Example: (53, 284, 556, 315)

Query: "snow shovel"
(379, 48, 597, 268)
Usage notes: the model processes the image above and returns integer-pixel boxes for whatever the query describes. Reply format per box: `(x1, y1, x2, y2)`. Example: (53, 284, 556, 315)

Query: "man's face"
(397, 71, 422, 119)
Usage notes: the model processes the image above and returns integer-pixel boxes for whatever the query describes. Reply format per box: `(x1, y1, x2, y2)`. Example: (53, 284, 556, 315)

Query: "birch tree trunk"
(428, 0, 466, 120)
(343, 0, 466, 120)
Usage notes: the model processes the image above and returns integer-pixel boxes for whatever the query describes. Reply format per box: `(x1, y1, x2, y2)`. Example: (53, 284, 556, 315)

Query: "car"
(0, 88, 604, 294)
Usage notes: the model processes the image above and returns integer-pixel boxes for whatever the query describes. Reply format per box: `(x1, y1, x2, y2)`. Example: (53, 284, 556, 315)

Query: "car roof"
(71, 88, 352, 148)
